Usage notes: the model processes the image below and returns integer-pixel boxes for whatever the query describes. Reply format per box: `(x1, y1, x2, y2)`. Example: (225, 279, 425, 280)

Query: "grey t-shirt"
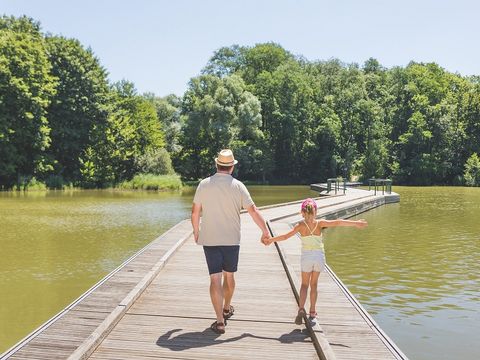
(193, 173, 254, 246)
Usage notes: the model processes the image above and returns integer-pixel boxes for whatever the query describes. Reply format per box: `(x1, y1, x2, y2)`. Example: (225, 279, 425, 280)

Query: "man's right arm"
(191, 202, 201, 243)
(191, 181, 204, 243)
(246, 204, 270, 243)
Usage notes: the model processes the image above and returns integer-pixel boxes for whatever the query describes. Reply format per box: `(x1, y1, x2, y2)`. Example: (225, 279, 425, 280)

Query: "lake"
(1, 186, 479, 359)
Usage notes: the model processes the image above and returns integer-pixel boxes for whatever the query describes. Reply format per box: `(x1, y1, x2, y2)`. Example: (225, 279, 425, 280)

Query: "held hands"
(264, 238, 274, 245)
(261, 232, 272, 246)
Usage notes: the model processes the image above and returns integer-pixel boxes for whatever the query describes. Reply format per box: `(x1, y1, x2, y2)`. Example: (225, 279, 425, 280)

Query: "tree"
(202, 45, 247, 77)
(179, 74, 263, 180)
(462, 83, 480, 161)
(134, 148, 174, 175)
(309, 104, 342, 181)
(230, 90, 271, 181)
(79, 81, 165, 186)
(255, 61, 317, 182)
(464, 153, 480, 186)
(241, 43, 293, 85)
(387, 62, 470, 184)
(392, 111, 433, 184)
(145, 94, 182, 155)
(0, 16, 56, 188)
(45, 35, 109, 183)
(356, 99, 389, 179)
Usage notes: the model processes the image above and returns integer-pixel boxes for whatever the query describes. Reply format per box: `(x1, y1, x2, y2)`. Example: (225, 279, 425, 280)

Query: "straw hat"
(215, 149, 238, 166)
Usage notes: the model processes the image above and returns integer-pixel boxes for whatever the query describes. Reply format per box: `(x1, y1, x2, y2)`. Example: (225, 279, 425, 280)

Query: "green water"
(1, 186, 479, 360)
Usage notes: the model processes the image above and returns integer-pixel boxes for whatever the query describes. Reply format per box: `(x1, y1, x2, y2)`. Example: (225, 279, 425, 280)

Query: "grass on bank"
(23, 177, 47, 191)
(118, 174, 183, 191)
(2, 174, 183, 192)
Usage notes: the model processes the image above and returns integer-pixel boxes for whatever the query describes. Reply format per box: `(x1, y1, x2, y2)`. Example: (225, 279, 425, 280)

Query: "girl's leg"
(309, 271, 320, 316)
(299, 272, 311, 310)
(295, 272, 311, 324)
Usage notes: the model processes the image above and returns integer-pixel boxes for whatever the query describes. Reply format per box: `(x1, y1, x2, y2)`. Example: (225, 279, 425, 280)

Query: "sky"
(2, 0, 479, 97)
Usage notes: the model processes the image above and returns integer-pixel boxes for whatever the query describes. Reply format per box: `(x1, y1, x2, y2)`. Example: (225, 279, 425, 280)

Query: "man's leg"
(221, 245, 239, 318)
(223, 271, 235, 311)
(210, 272, 225, 327)
(203, 246, 226, 330)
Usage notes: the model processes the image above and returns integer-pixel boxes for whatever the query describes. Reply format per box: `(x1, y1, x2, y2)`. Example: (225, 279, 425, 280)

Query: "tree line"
(1, 16, 172, 189)
(1, 16, 480, 189)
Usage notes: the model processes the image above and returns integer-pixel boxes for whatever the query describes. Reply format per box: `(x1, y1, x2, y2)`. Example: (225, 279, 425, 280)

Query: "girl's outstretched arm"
(267, 223, 301, 244)
(319, 219, 368, 229)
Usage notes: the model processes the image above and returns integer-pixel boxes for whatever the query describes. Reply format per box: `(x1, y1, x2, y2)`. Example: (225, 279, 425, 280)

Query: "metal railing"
(368, 178, 392, 195)
(326, 178, 346, 194)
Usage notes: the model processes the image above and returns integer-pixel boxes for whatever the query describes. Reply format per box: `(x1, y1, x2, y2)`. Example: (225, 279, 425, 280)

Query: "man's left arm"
(246, 204, 270, 243)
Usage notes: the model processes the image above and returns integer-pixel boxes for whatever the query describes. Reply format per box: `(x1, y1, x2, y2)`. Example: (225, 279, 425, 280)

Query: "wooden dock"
(1, 187, 407, 360)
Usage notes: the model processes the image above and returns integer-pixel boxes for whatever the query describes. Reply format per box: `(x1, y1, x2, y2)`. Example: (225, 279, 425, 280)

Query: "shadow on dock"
(156, 327, 312, 351)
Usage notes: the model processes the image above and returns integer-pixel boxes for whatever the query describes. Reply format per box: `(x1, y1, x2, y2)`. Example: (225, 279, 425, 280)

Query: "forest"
(2, 15, 480, 189)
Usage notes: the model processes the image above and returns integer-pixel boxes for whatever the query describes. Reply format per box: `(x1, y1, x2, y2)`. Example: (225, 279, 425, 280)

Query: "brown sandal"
(295, 308, 306, 325)
(223, 305, 235, 321)
(210, 321, 225, 334)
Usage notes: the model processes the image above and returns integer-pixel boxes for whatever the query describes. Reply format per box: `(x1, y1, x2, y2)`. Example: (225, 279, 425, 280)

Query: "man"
(191, 149, 271, 334)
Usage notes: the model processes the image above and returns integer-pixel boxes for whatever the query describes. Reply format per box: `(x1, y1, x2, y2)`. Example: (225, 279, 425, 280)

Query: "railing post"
(369, 178, 392, 195)
(327, 178, 348, 195)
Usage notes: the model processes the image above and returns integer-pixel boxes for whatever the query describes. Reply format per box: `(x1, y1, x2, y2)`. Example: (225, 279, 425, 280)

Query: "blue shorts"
(203, 245, 240, 275)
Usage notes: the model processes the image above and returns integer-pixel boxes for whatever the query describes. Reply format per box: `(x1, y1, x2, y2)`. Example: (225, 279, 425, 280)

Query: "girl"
(267, 198, 367, 324)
